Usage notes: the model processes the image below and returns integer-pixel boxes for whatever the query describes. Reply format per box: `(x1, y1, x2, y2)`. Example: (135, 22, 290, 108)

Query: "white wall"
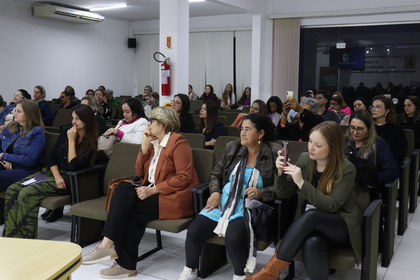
(0, 3, 135, 103)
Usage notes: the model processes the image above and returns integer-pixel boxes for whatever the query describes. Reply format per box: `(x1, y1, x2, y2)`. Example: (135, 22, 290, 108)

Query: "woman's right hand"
(204, 192, 221, 212)
(276, 150, 288, 176)
(141, 127, 155, 154)
(104, 128, 116, 136)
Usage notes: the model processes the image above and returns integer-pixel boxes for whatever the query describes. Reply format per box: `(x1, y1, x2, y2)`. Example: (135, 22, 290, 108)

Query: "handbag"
(245, 198, 275, 241)
(104, 176, 142, 212)
(98, 134, 118, 157)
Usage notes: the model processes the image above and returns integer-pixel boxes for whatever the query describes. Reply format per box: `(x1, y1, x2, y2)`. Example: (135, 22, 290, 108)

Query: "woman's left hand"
(283, 162, 304, 189)
(244, 187, 260, 199)
(104, 128, 116, 136)
(136, 186, 157, 200)
(54, 175, 67, 190)
(67, 126, 77, 141)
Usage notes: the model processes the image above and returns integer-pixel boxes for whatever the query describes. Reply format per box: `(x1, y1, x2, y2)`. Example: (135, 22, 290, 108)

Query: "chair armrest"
(361, 198, 382, 280)
(275, 196, 298, 241)
(191, 182, 209, 216)
(67, 164, 107, 205)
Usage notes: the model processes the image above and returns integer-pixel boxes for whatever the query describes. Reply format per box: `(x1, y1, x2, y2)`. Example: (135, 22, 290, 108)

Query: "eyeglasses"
(369, 105, 383, 111)
(349, 126, 366, 134)
(330, 102, 339, 106)
(149, 118, 157, 124)
(171, 100, 182, 105)
(13, 94, 22, 98)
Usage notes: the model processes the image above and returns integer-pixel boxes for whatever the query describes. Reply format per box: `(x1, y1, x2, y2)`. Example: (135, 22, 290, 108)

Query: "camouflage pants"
(2, 168, 69, 239)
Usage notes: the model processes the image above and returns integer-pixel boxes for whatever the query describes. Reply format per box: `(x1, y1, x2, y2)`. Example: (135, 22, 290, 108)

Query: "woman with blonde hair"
(33, 85, 53, 124)
(247, 121, 361, 280)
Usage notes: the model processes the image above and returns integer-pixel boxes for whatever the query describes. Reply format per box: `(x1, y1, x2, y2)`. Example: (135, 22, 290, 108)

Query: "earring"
(385, 113, 387, 117)
(258, 140, 261, 144)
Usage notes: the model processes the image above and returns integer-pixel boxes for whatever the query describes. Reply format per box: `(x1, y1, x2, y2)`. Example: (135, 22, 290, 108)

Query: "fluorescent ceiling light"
(189, 0, 205, 2)
(90, 4, 128, 11)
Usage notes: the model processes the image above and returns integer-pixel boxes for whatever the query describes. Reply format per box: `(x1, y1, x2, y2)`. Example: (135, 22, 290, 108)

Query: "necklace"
(375, 121, 387, 126)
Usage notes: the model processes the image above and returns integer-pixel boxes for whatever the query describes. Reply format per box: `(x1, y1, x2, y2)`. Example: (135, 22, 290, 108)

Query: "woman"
(81, 95, 107, 135)
(33, 85, 53, 124)
(82, 106, 199, 279)
(95, 88, 111, 120)
(345, 109, 399, 186)
(179, 114, 281, 280)
(0, 100, 46, 190)
(3, 104, 98, 238)
(331, 91, 351, 115)
(399, 96, 420, 149)
(103, 98, 148, 144)
(276, 97, 323, 141)
(370, 95, 407, 168)
(221, 83, 236, 109)
(200, 85, 219, 107)
(329, 95, 347, 121)
(188, 84, 199, 100)
(238, 87, 251, 108)
(194, 101, 225, 149)
(86, 89, 95, 96)
(340, 97, 368, 126)
(173, 93, 195, 133)
(231, 100, 268, 127)
(0, 89, 31, 133)
(267, 96, 283, 126)
(247, 121, 360, 280)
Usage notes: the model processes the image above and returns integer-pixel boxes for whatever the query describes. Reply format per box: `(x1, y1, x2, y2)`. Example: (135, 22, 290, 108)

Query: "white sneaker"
(178, 266, 198, 280)
(233, 275, 246, 280)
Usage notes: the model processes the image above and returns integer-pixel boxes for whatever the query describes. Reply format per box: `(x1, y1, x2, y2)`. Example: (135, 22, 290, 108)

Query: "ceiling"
(8, 0, 250, 21)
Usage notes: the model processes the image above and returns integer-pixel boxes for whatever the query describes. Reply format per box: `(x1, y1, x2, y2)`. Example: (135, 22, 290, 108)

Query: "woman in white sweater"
(103, 98, 148, 144)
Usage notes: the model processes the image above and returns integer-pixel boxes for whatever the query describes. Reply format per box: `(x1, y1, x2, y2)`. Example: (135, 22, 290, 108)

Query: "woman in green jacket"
(246, 121, 361, 280)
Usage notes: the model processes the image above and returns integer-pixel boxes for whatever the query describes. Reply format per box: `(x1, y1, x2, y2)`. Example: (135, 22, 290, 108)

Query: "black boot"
(45, 207, 64, 223)
(41, 209, 53, 219)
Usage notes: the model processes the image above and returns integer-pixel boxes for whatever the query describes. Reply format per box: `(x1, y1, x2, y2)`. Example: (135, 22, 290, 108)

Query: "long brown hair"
(196, 101, 218, 134)
(71, 105, 98, 155)
(308, 121, 344, 194)
(7, 100, 44, 136)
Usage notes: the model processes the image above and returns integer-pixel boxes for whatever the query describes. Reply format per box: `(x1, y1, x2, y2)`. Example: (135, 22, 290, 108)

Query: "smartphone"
(282, 141, 289, 165)
(286, 91, 294, 100)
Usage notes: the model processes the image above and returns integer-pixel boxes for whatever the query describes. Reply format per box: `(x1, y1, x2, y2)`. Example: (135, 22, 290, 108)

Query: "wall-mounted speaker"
(128, 38, 137, 48)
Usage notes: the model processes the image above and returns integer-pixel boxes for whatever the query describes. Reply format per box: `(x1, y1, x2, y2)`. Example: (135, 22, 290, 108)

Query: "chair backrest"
(278, 140, 308, 164)
(103, 142, 141, 194)
(405, 129, 415, 158)
(354, 182, 371, 212)
(180, 133, 206, 149)
(43, 131, 59, 164)
(52, 108, 73, 127)
(48, 103, 61, 115)
(213, 136, 240, 164)
(224, 126, 240, 137)
(219, 111, 240, 125)
(340, 125, 348, 135)
(217, 116, 227, 125)
(108, 103, 117, 120)
(190, 100, 203, 112)
(192, 148, 215, 183)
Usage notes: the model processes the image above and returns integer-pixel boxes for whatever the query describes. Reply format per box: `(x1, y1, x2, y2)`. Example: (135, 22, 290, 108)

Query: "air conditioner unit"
(32, 4, 104, 23)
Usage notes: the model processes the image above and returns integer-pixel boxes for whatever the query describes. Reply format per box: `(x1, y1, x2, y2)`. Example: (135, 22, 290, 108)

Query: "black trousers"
(276, 209, 351, 280)
(185, 215, 249, 276)
(102, 183, 159, 270)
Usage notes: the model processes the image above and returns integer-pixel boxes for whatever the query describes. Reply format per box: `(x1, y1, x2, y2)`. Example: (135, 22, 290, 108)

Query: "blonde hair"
(149, 106, 180, 133)
(7, 100, 44, 135)
(308, 121, 344, 195)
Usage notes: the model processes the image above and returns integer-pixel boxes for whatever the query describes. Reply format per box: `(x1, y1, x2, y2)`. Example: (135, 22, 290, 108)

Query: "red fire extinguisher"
(161, 58, 171, 96)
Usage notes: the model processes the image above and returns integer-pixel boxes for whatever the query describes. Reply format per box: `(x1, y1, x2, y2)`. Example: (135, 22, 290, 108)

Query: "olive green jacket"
(275, 152, 362, 263)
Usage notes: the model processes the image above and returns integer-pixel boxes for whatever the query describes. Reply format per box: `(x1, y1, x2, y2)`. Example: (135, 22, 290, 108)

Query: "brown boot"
(245, 254, 291, 280)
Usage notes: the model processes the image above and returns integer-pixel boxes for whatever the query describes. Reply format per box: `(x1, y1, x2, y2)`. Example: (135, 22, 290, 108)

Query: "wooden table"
(0, 237, 82, 280)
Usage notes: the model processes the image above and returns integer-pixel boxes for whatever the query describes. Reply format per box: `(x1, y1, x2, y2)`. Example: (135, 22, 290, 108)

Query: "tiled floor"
(2, 205, 420, 279)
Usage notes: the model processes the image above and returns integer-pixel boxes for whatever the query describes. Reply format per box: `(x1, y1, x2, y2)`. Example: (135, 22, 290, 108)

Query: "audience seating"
(218, 111, 241, 125)
(180, 132, 206, 149)
(45, 108, 73, 133)
(0, 132, 67, 224)
(217, 115, 227, 125)
(397, 159, 410, 236)
(281, 183, 382, 280)
(404, 129, 420, 213)
(224, 125, 240, 137)
(213, 136, 240, 164)
(69, 142, 215, 262)
(277, 140, 307, 164)
(190, 100, 203, 113)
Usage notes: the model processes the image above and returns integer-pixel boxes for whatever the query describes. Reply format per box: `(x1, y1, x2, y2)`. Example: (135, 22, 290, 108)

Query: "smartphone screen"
(282, 141, 288, 165)
(286, 91, 293, 100)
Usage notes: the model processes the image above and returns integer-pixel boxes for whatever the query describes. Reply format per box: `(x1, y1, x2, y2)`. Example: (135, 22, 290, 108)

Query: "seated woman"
(331, 91, 351, 115)
(246, 121, 361, 280)
(194, 101, 225, 149)
(329, 95, 347, 121)
(33, 85, 53, 125)
(0, 89, 31, 133)
(221, 83, 236, 109)
(188, 84, 199, 100)
(81, 95, 107, 135)
(173, 93, 195, 133)
(0, 100, 46, 190)
(179, 114, 281, 280)
(82, 106, 199, 279)
(267, 96, 283, 127)
(399, 96, 420, 149)
(345, 109, 399, 187)
(200, 85, 219, 107)
(2, 104, 98, 238)
(103, 98, 148, 144)
(95, 88, 111, 120)
(370, 95, 407, 168)
(237, 87, 251, 108)
(340, 97, 368, 126)
(276, 97, 323, 141)
(231, 99, 268, 127)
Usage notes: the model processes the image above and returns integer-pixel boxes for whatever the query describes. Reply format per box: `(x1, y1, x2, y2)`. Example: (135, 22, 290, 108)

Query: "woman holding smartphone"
(246, 121, 361, 280)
